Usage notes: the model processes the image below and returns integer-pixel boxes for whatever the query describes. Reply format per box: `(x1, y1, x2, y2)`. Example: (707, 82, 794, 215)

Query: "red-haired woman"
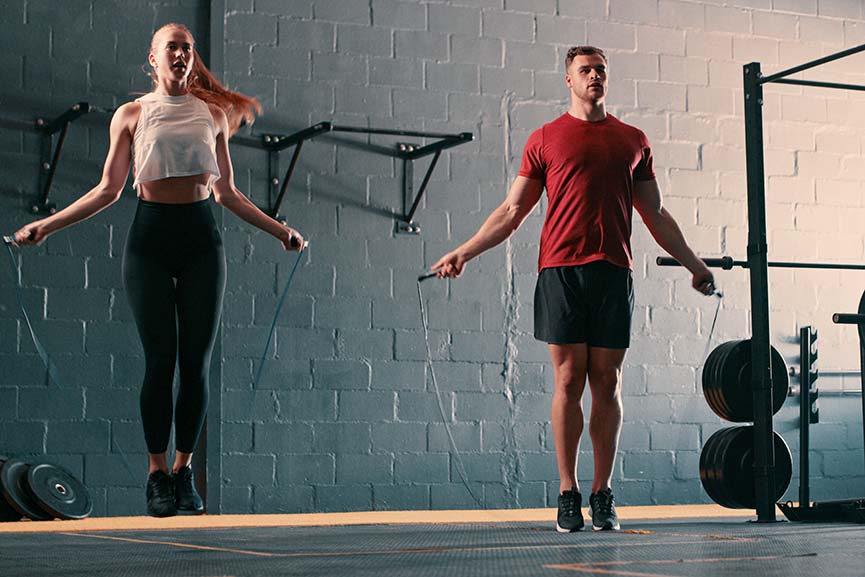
(12, 23, 304, 517)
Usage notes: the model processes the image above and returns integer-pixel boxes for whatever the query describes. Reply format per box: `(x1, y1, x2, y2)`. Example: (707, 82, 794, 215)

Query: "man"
(432, 46, 714, 532)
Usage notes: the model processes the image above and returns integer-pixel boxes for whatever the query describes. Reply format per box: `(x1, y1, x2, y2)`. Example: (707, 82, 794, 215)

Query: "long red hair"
(149, 23, 261, 136)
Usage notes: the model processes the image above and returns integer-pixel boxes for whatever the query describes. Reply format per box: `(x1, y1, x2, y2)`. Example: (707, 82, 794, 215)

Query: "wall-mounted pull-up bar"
(6, 102, 473, 235)
(739, 42, 865, 523)
(24, 102, 112, 214)
(233, 122, 474, 234)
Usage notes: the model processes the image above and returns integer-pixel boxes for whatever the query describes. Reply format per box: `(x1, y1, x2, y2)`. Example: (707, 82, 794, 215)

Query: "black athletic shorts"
(533, 260, 634, 348)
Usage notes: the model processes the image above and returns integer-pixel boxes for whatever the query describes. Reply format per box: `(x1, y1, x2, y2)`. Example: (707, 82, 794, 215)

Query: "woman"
(12, 23, 304, 517)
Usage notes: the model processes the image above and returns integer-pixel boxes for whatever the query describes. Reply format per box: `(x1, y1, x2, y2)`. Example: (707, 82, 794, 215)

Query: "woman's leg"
(174, 245, 225, 456)
(172, 242, 225, 512)
(123, 251, 178, 465)
(123, 241, 179, 517)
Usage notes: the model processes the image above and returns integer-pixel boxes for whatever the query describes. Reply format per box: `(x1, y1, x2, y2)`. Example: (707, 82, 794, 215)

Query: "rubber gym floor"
(1, 505, 862, 577)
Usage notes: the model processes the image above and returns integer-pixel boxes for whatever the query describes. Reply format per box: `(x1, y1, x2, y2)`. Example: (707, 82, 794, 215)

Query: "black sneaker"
(173, 465, 204, 514)
(589, 488, 620, 531)
(146, 470, 177, 518)
(556, 488, 584, 533)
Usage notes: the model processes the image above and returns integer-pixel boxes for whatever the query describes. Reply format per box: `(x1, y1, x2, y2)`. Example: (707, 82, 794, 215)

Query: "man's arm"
(432, 176, 544, 278)
(633, 179, 715, 294)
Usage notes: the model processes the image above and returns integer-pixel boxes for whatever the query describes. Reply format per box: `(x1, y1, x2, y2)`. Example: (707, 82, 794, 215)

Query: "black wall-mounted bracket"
(31, 102, 111, 214)
(6, 105, 474, 235)
(235, 122, 473, 233)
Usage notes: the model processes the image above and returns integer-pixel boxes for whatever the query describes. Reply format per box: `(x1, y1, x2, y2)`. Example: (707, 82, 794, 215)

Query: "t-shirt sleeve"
(633, 130, 655, 181)
(518, 128, 546, 180)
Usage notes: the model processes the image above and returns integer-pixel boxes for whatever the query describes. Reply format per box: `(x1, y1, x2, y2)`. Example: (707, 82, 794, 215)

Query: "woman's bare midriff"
(137, 174, 212, 203)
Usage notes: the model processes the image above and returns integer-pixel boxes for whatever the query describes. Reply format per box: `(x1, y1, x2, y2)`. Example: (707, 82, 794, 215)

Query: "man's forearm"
(457, 204, 522, 261)
(644, 208, 706, 274)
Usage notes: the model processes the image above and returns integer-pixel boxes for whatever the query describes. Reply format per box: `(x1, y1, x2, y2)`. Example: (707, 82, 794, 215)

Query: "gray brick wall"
(1, 0, 864, 517)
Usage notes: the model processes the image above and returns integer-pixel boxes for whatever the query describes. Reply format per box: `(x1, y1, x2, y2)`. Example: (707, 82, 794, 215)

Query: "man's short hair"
(565, 46, 607, 69)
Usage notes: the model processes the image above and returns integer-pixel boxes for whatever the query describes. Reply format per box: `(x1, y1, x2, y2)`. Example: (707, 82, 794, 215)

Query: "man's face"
(565, 54, 608, 104)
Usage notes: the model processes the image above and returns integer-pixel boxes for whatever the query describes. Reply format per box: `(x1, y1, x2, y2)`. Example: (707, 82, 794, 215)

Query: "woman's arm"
(209, 105, 304, 251)
(13, 103, 137, 245)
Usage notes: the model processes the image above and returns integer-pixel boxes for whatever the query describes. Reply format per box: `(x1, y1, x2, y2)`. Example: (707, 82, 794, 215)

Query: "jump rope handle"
(3, 230, 36, 245)
(289, 235, 309, 250)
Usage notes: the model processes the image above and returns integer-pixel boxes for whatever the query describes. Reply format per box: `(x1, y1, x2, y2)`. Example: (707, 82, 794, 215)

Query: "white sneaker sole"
(592, 522, 621, 531)
(556, 523, 584, 533)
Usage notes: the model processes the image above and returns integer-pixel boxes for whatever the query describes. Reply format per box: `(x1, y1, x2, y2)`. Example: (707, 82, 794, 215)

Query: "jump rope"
(6, 229, 720, 505)
(3, 232, 306, 486)
(416, 269, 723, 509)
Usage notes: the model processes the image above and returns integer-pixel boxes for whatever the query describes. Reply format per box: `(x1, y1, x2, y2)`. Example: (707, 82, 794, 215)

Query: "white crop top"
(132, 92, 221, 190)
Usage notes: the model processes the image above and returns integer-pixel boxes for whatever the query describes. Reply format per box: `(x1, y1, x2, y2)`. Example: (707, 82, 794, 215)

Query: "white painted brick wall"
(4, 0, 865, 514)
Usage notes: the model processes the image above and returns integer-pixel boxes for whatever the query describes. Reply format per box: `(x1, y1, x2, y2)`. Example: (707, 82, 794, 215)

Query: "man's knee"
(588, 367, 622, 400)
(554, 365, 587, 395)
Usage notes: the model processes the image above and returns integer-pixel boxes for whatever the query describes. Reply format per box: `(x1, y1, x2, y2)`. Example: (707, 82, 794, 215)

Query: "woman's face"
(149, 27, 195, 85)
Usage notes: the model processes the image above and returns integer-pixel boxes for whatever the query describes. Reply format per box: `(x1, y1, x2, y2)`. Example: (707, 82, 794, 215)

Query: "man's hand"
(692, 267, 716, 296)
(432, 250, 468, 279)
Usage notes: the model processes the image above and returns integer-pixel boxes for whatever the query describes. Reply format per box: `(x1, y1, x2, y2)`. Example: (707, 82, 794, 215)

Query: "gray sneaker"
(173, 465, 204, 514)
(589, 488, 620, 531)
(556, 488, 584, 532)
(146, 470, 177, 518)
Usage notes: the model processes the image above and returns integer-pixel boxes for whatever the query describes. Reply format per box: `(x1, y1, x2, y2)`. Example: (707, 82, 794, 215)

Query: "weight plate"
(0, 460, 52, 521)
(703, 341, 738, 420)
(0, 455, 22, 522)
(27, 462, 92, 520)
(701, 426, 793, 509)
(704, 340, 788, 422)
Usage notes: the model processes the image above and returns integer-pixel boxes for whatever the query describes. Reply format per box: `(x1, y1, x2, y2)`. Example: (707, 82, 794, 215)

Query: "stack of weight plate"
(699, 425, 793, 509)
(0, 455, 92, 521)
(702, 339, 789, 422)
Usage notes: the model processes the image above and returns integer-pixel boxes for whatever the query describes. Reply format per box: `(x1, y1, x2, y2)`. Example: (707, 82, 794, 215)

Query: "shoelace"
(592, 492, 614, 515)
(175, 470, 193, 491)
(150, 473, 174, 498)
(560, 492, 577, 517)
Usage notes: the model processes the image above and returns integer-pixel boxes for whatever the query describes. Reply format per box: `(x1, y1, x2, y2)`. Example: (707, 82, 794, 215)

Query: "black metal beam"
(799, 326, 814, 509)
(266, 122, 333, 151)
(771, 78, 865, 92)
(403, 133, 473, 160)
(656, 256, 865, 271)
(38, 102, 90, 134)
(760, 43, 865, 84)
(232, 121, 473, 225)
(405, 149, 441, 224)
(744, 61, 777, 522)
(272, 141, 303, 219)
(833, 313, 865, 325)
(332, 125, 471, 140)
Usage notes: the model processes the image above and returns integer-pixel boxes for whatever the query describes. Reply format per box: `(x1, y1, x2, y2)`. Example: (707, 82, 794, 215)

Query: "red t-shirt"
(518, 113, 655, 271)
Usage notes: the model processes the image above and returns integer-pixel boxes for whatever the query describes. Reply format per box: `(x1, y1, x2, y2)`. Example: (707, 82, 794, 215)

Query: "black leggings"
(123, 198, 226, 454)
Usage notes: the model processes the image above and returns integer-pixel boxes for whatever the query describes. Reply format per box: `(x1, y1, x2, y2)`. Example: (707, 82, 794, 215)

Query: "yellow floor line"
(0, 504, 761, 534)
(62, 533, 748, 559)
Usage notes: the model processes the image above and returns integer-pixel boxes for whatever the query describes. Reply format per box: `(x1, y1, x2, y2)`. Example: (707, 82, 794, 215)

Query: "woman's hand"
(12, 221, 48, 246)
(278, 226, 306, 251)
